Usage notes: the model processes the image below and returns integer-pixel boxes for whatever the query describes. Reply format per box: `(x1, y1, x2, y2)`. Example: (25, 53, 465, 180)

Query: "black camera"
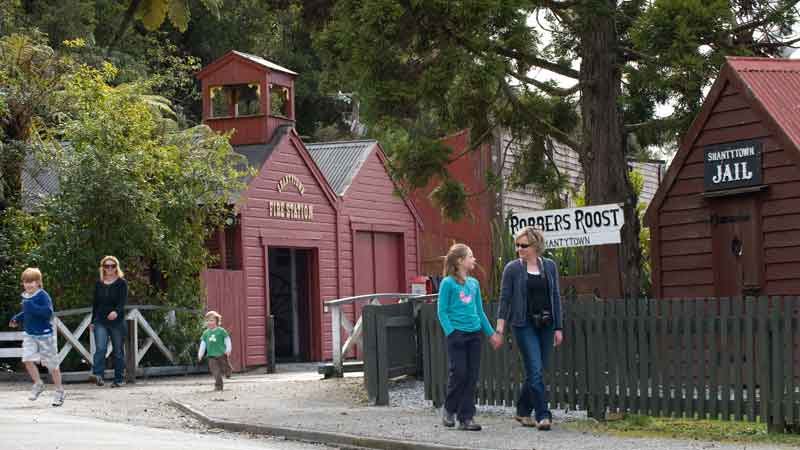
(530, 311, 552, 329)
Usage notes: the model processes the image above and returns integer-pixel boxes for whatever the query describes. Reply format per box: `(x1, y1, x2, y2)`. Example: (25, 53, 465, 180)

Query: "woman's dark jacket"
(497, 257, 563, 330)
(92, 278, 128, 326)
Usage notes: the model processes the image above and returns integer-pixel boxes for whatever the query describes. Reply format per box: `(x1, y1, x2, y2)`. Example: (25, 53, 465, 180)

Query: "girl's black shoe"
(441, 408, 455, 427)
(458, 419, 482, 431)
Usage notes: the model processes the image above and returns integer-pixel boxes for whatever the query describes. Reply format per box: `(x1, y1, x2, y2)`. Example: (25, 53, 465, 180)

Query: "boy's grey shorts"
(22, 334, 60, 369)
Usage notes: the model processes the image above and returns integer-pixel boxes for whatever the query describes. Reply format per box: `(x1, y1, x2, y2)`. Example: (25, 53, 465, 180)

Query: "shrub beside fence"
(420, 296, 800, 431)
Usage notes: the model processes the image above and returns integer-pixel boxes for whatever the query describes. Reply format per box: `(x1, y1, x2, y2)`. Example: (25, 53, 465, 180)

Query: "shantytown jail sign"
(507, 203, 625, 249)
(704, 140, 762, 191)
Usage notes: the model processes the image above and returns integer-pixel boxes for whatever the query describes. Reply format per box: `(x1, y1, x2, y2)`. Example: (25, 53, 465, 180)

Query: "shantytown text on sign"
(703, 139, 762, 191)
(507, 203, 624, 249)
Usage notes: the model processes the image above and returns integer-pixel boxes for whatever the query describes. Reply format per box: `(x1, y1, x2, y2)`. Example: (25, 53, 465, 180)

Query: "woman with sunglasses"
(495, 227, 563, 430)
(89, 255, 128, 387)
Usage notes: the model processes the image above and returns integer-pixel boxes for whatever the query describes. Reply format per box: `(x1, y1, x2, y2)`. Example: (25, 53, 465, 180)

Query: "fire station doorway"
(268, 248, 313, 362)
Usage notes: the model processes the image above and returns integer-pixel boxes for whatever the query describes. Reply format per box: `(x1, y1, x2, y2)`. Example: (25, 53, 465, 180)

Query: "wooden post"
(331, 304, 342, 377)
(266, 315, 276, 374)
(125, 317, 137, 384)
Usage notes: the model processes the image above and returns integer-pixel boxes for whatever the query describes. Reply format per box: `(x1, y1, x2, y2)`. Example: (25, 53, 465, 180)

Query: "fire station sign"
(268, 174, 314, 221)
(507, 203, 624, 249)
(704, 140, 762, 192)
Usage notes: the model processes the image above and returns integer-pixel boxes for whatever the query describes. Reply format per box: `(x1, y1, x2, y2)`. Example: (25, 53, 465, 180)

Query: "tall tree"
(0, 32, 75, 210)
(315, 0, 800, 298)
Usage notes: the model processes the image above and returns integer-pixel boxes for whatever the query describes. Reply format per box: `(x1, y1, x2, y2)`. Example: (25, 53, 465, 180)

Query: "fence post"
(331, 304, 343, 377)
(266, 315, 276, 374)
(125, 316, 137, 384)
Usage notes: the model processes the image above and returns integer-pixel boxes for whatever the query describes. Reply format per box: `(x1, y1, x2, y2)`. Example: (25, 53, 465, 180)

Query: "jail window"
(209, 83, 262, 118)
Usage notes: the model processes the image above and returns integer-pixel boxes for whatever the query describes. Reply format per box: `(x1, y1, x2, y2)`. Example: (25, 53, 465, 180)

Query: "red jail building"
(197, 51, 422, 369)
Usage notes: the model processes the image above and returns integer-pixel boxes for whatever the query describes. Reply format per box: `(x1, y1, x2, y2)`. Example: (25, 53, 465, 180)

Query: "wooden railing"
(325, 293, 436, 377)
(421, 296, 800, 432)
(2, 305, 199, 380)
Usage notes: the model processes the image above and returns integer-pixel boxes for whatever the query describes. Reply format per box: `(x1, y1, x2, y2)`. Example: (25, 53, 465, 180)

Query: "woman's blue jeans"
(93, 322, 126, 383)
(513, 323, 554, 421)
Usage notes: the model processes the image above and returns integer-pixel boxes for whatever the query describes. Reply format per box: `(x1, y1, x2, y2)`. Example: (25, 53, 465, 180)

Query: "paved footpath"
(168, 367, 787, 450)
(0, 366, 789, 450)
(1, 406, 332, 450)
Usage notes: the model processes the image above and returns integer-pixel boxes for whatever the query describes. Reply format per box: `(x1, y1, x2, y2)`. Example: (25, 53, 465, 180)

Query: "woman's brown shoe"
(537, 417, 552, 430)
(514, 416, 537, 427)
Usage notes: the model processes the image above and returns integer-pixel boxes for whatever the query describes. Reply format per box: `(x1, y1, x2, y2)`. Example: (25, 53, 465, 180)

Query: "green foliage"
(135, 0, 221, 32)
(0, 32, 75, 208)
(29, 63, 247, 310)
(0, 207, 42, 324)
(430, 178, 468, 223)
(489, 213, 518, 298)
(629, 169, 652, 295)
(566, 414, 800, 446)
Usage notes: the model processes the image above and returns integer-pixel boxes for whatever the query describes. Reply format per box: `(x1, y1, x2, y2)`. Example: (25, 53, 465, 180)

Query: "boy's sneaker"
(110, 381, 123, 388)
(90, 375, 104, 386)
(29, 382, 45, 401)
(51, 390, 65, 407)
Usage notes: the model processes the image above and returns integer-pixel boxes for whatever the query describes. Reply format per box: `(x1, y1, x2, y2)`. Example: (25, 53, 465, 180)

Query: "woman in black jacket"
(90, 255, 128, 387)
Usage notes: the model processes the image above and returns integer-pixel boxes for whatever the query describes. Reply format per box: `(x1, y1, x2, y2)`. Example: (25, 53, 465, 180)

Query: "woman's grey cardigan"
(497, 257, 563, 330)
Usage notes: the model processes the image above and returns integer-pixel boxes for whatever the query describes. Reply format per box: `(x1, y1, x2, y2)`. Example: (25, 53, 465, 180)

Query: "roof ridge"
(306, 139, 378, 146)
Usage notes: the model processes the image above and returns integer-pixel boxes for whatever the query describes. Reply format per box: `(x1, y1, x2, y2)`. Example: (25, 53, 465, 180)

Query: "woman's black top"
(92, 278, 128, 326)
(526, 271, 549, 314)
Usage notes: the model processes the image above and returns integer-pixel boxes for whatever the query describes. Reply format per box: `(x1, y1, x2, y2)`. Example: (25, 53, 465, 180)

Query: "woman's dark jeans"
(93, 322, 126, 383)
(444, 330, 482, 422)
(513, 323, 554, 421)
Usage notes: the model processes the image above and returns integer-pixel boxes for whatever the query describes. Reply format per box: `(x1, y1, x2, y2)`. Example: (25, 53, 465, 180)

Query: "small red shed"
(197, 51, 422, 368)
(645, 57, 800, 298)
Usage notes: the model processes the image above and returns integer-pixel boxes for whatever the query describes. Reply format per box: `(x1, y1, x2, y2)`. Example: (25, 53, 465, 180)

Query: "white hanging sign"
(507, 203, 625, 248)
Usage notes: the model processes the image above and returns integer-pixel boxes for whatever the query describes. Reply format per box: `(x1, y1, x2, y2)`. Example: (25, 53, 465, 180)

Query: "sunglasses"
(515, 243, 532, 249)
(103, 264, 117, 269)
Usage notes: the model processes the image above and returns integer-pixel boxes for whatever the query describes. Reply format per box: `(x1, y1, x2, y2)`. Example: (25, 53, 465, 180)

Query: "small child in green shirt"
(197, 310, 232, 391)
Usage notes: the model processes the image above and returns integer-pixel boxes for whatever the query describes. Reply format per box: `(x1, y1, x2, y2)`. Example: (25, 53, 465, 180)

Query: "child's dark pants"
(208, 355, 230, 390)
(444, 330, 482, 422)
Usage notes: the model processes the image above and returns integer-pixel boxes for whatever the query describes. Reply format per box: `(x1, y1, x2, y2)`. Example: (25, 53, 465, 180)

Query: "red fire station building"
(197, 51, 422, 369)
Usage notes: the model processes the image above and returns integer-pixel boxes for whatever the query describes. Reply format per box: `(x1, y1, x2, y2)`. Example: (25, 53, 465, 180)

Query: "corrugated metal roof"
(305, 140, 377, 196)
(232, 51, 298, 76)
(728, 57, 800, 150)
(21, 151, 59, 212)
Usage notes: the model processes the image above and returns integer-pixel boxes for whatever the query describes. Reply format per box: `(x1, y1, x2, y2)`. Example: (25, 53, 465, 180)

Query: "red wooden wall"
(201, 269, 246, 371)
(410, 130, 495, 289)
(238, 132, 338, 365)
(332, 148, 420, 358)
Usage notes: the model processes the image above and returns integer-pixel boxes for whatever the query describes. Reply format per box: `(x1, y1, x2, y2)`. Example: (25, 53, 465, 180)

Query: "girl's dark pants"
(444, 330, 482, 422)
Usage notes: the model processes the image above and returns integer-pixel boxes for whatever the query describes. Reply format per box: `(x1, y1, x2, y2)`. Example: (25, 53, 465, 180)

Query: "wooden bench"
(0, 331, 25, 358)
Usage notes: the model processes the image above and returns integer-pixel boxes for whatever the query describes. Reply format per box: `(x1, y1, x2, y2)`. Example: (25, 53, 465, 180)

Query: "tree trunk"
(578, 0, 642, 299)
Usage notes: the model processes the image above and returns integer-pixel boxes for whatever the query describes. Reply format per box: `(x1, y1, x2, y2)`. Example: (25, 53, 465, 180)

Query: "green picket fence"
(421, 296, 800, 430)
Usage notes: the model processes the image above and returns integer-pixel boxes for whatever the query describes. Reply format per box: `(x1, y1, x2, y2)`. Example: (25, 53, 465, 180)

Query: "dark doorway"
(268, 248, 312, 362)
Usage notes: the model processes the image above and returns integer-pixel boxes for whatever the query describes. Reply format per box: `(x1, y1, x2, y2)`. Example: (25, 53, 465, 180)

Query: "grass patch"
(564, 414, 800, 447)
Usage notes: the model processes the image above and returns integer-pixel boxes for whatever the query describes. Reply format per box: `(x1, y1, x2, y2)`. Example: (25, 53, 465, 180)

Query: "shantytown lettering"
(277, 174, 305, 195)
(703, 140, 762, 191)
(268, 201, 314, 221)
